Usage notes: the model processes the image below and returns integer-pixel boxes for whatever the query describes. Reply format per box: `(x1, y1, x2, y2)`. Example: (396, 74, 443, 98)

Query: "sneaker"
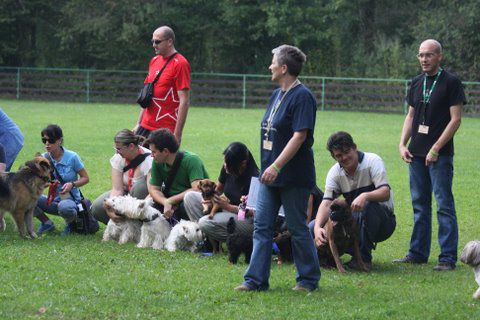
(292, 284, 315, 293)
(345, 259, 372, 272)
(433, 262, 456, 271)
(37, 222, 55, 235)
(393, 255, 427, 264)
(234, 284, 254, 292)
(61, 224, 72, 236)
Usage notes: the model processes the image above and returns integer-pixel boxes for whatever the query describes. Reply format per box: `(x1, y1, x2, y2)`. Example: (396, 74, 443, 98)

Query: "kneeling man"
(311, 131, 396, 270)
(146, 129, 209, 221)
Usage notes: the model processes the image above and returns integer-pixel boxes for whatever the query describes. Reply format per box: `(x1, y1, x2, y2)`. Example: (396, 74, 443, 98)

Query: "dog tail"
(227, 217, 236, 234)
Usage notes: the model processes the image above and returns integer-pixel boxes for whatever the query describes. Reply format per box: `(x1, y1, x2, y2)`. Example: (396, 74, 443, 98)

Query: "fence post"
(403, 80, 409, 114)
(242, 75, 247, 109)
(321, 77, 325, 111)
(86, 70, 91, 103)
(16, 68, 21, 100)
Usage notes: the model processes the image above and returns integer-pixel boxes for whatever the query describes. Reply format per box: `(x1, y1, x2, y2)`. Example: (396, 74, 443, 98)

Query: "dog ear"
(39, 159, 51, 171)
(138, 201, 145, 209)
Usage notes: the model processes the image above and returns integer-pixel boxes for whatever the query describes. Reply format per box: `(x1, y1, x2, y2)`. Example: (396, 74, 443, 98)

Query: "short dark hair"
(272, 44, 307, 77)
(223, 142, 258, 177)
(41, 124, 63, 141)
(326, 131, 356, 154)
(145, 129, 179, 153)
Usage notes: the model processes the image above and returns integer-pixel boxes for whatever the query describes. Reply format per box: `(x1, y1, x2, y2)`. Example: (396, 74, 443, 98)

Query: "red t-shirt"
(140, 53, 191, 132)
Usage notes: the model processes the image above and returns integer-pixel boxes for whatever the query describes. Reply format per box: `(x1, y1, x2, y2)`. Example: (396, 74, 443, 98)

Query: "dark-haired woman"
(91, 129, 153, 224)
(183, 142, 259, 242)
(35, 124, 90, 236)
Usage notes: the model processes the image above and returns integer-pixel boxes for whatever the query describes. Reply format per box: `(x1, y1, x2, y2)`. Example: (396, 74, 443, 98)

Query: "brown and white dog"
(0, 155, 52, 238)
(198, 179, 228, 219)
(317, 199, 369, 273)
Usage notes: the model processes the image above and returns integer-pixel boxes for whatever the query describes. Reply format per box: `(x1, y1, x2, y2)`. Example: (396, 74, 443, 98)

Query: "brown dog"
(317, 199, 368, 273)
(198, 179, 228, 219)
(0, 155, 52, 238)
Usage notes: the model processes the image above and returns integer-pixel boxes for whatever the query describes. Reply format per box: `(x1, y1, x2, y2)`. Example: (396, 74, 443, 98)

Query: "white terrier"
(460, 240, 480, 299)
(102, 195, 171, 249)
(165, 220, 204, 252)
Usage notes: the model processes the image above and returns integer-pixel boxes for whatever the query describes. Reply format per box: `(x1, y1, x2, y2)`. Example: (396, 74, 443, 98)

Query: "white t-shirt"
(110, 146, 153, 188)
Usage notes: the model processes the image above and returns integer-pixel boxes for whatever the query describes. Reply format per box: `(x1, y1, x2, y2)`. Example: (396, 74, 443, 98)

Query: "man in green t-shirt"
(146, 129, 208, 220)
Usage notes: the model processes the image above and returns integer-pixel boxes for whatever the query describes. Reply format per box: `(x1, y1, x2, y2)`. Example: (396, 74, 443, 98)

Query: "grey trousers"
(184, 190, 253, 242)
(91, 179, 149, 225)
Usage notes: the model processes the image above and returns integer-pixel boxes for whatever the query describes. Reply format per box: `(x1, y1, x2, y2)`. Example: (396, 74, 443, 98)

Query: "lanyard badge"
(418, 69, 442, 135)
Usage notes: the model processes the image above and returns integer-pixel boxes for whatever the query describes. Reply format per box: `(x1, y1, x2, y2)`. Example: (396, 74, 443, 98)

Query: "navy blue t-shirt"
(0, 143, 5, 165)
(260, 83, 316, 188)
(406, 70, 466, 157)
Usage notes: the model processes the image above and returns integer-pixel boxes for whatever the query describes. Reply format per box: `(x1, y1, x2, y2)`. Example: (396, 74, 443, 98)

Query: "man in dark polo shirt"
(395, 39, 467, 271)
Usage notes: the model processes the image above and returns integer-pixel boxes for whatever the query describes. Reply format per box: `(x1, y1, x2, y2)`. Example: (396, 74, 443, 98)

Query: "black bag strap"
(151, 52, 178, 85)
(123, 153, 151, 173)
(163, 151, 184, 197)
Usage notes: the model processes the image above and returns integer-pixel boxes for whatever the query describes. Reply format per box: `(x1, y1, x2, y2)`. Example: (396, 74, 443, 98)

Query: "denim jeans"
(34, 195, 78, 224)
(408, 156, 458, 263)
(243, 184, 320, 291)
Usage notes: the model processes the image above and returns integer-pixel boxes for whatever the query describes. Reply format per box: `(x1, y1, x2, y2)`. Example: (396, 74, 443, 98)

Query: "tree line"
(1, 0, 479, 80)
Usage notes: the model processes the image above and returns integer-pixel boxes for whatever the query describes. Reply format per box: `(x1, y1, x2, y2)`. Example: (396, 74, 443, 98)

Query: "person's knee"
(184, 190, 200, 205)
(58, 201, 77, 220)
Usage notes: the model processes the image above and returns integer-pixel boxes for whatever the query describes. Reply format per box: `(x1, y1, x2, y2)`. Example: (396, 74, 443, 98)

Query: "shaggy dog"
(0, 155, 52, 238)
(460, 240, 480, 299)
(165, 219, 203, 252)
(273, 216, 293, 265)
(102, 195, 144, 244)
(198, 179, 228, 219)
(226, 217, 253, 264)
(317, 199, 368, 273)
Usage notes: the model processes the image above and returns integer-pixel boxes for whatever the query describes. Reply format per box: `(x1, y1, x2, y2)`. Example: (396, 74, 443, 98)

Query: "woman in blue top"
(235, 45, 320, 292)
(35, 124, 90, 236)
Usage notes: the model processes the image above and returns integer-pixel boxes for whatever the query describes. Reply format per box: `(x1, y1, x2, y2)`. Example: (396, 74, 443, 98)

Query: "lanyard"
(264, 79, 300, 140)
(422, 68, 442, 104)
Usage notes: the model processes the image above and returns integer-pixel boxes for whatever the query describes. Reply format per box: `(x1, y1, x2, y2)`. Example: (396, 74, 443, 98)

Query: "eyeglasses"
(41, 137, 57, 144)
(416, 52, 437, 59)
(151, 38, 169, 45)
(113, 145, 128, 152)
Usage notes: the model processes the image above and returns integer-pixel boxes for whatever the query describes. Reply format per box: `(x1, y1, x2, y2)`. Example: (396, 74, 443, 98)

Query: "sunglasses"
(151, 38, 169, 45)
(42, 137, 57, 144)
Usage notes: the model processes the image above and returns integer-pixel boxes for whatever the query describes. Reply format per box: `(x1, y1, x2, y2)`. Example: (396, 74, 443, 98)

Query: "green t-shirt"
(150, 151, 209, 196)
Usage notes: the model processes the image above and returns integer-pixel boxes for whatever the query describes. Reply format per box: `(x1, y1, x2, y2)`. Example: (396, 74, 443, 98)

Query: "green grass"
(1, 99, 480, 319)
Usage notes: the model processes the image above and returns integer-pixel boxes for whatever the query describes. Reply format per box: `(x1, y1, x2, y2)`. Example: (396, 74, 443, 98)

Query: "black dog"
(226, 217, 253, 264)
(273, 216, 293, 264)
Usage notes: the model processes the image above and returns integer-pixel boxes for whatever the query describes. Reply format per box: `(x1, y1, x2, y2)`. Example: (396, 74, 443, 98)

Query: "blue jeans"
(34, 195, 78, 224)
(243, 184, 320, 291)
(408, 156, 458, 263)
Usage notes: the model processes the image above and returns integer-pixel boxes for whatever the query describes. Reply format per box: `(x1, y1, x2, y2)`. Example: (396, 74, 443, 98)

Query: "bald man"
(395, 39, 467, 271)
(134, 26, 191, 144)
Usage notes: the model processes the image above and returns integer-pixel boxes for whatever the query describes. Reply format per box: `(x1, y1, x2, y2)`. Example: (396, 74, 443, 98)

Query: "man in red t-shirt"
(134, 26, 191, 144)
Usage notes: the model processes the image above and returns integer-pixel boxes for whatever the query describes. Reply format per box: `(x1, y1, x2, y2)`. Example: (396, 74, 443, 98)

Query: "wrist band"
(429, 150, 439, 157)
(272, 163, 281, 173)
(71, 181, 76, 188)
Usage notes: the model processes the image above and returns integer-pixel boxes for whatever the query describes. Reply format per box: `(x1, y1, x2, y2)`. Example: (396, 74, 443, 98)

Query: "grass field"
(1, 99, 480, 319)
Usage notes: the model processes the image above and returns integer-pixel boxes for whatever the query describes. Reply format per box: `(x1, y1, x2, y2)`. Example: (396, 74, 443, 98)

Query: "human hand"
(60, 182, 74, 195)
(314, 227, 327, 248)
(399, 145, 413, 163)
(213, 194, 230, 210)
(260, 165, 278, 184)
(425, 150, 439, 166)
(351, 193, 367, 212)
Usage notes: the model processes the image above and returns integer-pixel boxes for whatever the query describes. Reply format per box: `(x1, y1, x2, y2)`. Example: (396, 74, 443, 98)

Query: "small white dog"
(165, 219, 204, 252)
(102, 194, 143, 244)
(460, 240, 480, 299)
(103, 195, 171, 249)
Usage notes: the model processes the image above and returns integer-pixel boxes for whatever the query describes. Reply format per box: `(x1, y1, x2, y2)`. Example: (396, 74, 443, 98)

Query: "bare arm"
(110, 168, 125, 198)
(350, 186, 390, 212)
(313, 199, 332, 247)
(425, 104, 462, 165)
(261, 130, 307, 184)
(399, 106, 415, 163)
(133, 109, 145, 133)
(173, 89, 190, 145)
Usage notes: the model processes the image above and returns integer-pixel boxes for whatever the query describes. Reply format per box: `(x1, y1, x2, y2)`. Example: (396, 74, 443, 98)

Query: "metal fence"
(1, 66, 479, 115)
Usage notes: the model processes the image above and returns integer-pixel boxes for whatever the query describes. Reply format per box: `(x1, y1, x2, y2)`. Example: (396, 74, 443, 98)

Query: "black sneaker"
(433, 262, 456, 271)
(393, 255, 427, 264)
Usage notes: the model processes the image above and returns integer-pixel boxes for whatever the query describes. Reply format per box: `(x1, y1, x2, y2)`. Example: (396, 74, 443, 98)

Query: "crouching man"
(310, 131, 396, 270)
